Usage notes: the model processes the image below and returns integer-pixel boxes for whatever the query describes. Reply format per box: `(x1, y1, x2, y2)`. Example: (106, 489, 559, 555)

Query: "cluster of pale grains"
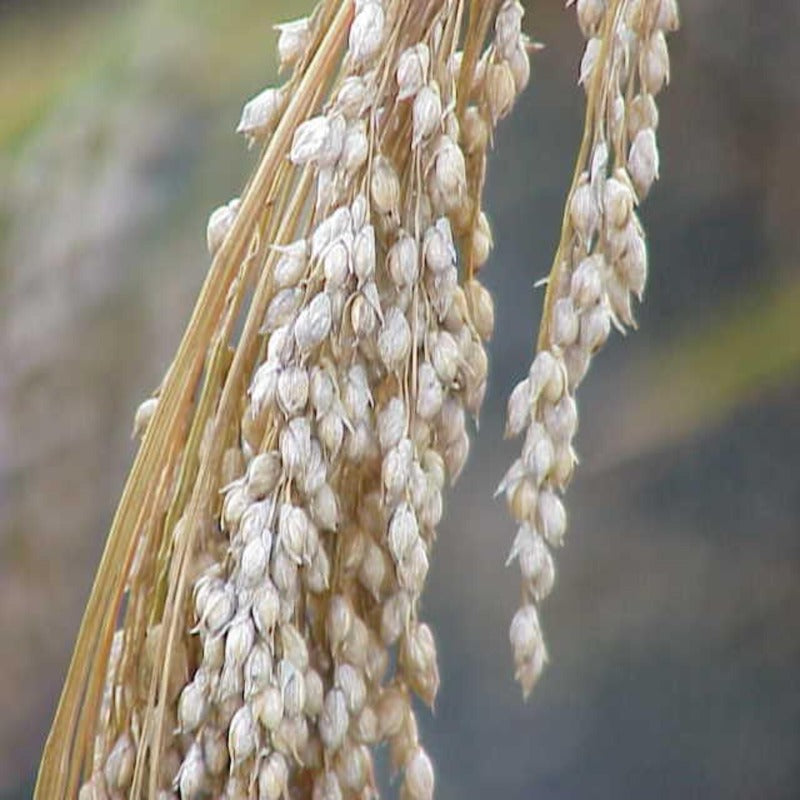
(70, 2, 533, 799)
(501, 0, 678, 696)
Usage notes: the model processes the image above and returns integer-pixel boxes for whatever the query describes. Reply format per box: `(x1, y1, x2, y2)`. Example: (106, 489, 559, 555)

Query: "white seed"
(267, 323, 295, 365)
(224, 614, 256, 668)
(388, 502, 419, 565)
(237, 87, 285, 146)
(253, 685, 283, 731)
(509, 603, 542, 664)
(176, 742, 206, 800)
(641, 30, 670, 95)
(336, 663, 367, 714)
(423, 217, 455, 274)
(276, 364, 309, 417)
(505, 377, 531, 439)
(383, 438, 414, 499)
(378, 307, 412, 370)
(203, 583, 236, 636)
(239, 537, 269, 588)
(439, 396, 466, 445)
(202, 634, 225, 672)
(471, 210, 493, 269)
(307, 542, 331, 593)
(300, 437, 327, 496)
(397, 43, 430, 100)
(618, 225, 648, 298)
(353, 223, 376, 285)
(309, 367, 335, 418)
(509, 37, 531, 94)
(656, 0, 680, 32)
(404, 746, 435, 800)
(251, 581, 279, 637)
(399, 622, 439, 707)
(552, 297, 580, 348)
(538, 488, 567, 548)
(569, 173, 598, 242)
(430, 330, 459, 384)
(327, 594, 353, 652)
(444, 430, 470, 483)
(336, 743, 370, 793)
(353, 705, 380, 745)
(495, 0, 525, 59)
(291, 115, 329, 165)
(371, 155, 400, 218)
(228, 705, 257, 765)
(381, 590, 410, 645)
(104, 733, 134, 791)
(359, 539, 388, 599)
(279, 416, 311, 477)
(246, 451, 282, 498)
(378, 395, 407, 452)
(132, 396, 158, 440)
(280, 660, 306, 716)
(349, 1, 385, 66)
(272, 238, 308, 288)
(628, 127, 659, 199)
(341, 119, 369, 175)
(412, 81, 442, 146)
(295, 292, 332, 353)
(250, 362, 279, 416)
(416, 362, 443, 420)
(528, 351, 565, 404)
(604, 173, 634, 229)
(570, 254, 605, 309)
(278, 503, 310, 565)
(576, 0, 605, 38)
(351, 193, 368, 229)
(275, 16, 310, 70)
(486, 61, 516, 123)
(377, 687, 408, 739)
(563, 343, 590, 389)
(543, 393, 578, 443)
(398, 538, 429, 595)
(206, 198, 240, 258)
(523, 423, 555, 485)
(510, 606, 548, 696)
(312, 206, 352, 260)
(319, 409, 345, 457)
(464, 279, 495, 341)
(517, 532, 555, 600)
(580, 302, 612, 352)
(627, 92, 659, 140)
(310, 483, 339, 531)
(243, 641, 273, 700)
(429, 135, 467, 210)
(387, 232, 419, 288)
(335, 75, 370, 119)
(320, 689, 349, 751)
(579, 37, 601, 88)
(313, 771, 343, 800)
(343, 363, 373, 421)
(258, 752, 289, 800)
(264, 287, 302, 333)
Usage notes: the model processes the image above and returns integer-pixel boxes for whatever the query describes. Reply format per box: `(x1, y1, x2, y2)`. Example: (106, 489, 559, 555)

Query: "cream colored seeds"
(62, 3, 679, 800)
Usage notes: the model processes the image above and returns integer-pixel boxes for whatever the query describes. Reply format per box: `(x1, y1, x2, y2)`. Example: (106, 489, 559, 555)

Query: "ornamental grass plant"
(36, 1, 678, 798)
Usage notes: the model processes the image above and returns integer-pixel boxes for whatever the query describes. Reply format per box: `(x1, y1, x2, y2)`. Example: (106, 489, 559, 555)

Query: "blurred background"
(1, 1, 799, 797)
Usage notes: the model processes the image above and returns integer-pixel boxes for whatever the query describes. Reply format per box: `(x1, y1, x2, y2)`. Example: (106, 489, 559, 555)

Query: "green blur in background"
(1, 1, 799, 798)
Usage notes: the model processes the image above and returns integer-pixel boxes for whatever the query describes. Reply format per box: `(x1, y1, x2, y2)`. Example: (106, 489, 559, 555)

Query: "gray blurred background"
(1, 1, 799, 798)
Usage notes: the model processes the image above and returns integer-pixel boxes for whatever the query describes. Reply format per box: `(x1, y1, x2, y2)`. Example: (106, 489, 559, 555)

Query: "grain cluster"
(36, 2, 678, 798)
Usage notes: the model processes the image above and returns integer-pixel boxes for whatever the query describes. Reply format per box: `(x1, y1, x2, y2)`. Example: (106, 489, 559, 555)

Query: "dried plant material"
(36, 1, 678, 798)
